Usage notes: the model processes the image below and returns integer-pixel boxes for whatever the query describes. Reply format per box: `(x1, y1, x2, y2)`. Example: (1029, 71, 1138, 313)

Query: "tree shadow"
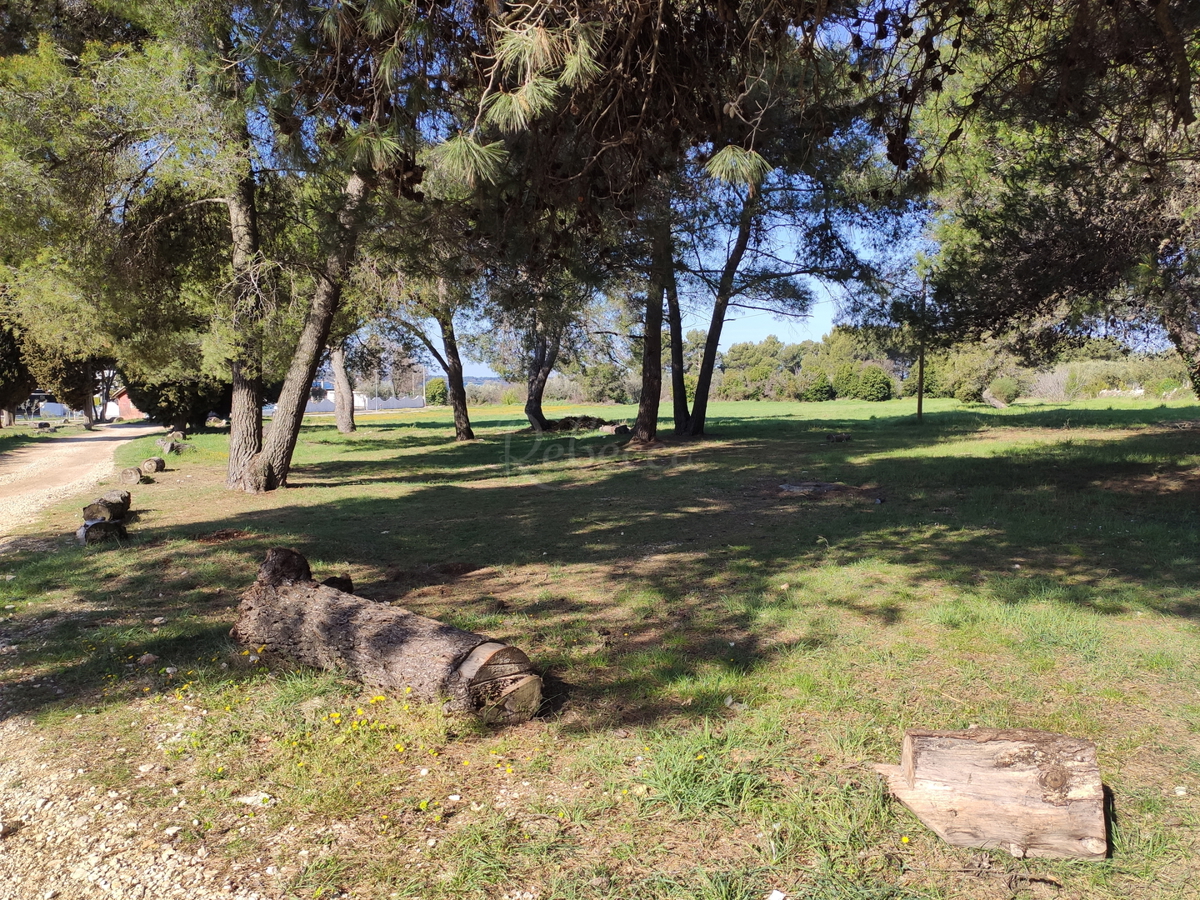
(2, 403, 1197, 725)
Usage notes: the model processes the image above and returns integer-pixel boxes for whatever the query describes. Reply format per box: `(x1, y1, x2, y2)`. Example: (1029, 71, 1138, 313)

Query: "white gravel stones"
(0, 718, 273, 900)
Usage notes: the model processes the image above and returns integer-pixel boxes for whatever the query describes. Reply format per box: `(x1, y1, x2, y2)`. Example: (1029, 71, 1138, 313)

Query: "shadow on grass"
(2, 403, 1198, 725)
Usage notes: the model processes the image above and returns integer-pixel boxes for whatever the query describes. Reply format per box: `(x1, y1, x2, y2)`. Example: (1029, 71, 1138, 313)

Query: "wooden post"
(874, 728, 1107, 859)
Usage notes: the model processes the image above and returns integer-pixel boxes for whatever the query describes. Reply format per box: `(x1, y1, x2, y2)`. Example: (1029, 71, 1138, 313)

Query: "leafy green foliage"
(0, 321, 35, 413)
(121, 369, 231, 430)
(427, 134, 508, 188)
(989, 376, 1021, 405)
(425, 377, 448, 406)
(704, 146, 772, 188)
(853, 365, 893, 401)
(800, 370, 835, 402)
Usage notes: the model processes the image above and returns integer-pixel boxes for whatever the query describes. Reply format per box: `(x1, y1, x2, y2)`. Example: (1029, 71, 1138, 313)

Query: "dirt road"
(0, 422, 163, 539)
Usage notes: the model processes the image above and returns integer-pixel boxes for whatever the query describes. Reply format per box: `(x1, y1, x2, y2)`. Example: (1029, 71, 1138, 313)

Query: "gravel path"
(0, 424, 276, 898)
(0, 423, 162, 540)
(0, 718, 271, 900)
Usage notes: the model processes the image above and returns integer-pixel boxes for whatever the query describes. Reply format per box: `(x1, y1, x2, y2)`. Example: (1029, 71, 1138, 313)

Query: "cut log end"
(141, 456, 165, 474)
(119, 467, 146, 485)
(77, 520, 127, 545)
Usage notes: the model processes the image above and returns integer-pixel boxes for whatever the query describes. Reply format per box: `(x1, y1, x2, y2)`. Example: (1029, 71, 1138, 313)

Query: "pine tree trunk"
(331, 340, 356, 434)
(437, 314, 474, 441)
(225, 171, 264, 487)
(686, 194, 756, 437)
(525, 329, 560, 432)
(1160, 292, 1200, 398)
(231, 173, 369, 492)
(664, 249, 689, 435)
(633, 268, 665, 443)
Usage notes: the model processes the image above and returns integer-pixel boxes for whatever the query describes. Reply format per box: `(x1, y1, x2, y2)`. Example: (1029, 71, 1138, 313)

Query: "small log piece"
(232, 549, 542, 724)
(874, 728, 1107, 860)
(119, 466, 146, 485)
(141, 456, 165, 475)
(76, 520, 127, 545)
(82, 489, 131, 522)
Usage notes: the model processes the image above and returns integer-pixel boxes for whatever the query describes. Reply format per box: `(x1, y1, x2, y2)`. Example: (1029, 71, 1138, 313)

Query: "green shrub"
(501, 387, 520, 406)
(1147, 378, 1183, 398)
(831, 363, 858, 399)
(854, 365, 894, 401)
(580, 363, 629, 403)
(425, 377, 448, 405)
(122, 370, 231, 430)
(989, 375, 1021, 404)
(800, 371, 834, 402)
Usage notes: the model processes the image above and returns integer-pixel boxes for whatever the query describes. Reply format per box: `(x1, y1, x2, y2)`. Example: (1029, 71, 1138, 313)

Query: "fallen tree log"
(874, 728, 1107, 860)
(82, 489, 131, 522)
(76, 520, 126, 545)
(232, 549, 542, 724)
(141, 456, 165, 475)
(118, 467, 146, 485)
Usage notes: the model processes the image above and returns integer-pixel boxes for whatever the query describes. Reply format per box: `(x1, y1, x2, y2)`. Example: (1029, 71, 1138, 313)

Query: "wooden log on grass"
(75, 520, 126, 545)
(82, 489, 130, 522)
(231, 549, 542, 724)
(119, 466, 146, 485)
(141, 456, 165, 475)
(874, 728, 1107, 859)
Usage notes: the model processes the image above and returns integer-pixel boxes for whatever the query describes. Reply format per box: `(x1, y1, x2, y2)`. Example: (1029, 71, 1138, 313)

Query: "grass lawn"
(1, 397, 1199, 899)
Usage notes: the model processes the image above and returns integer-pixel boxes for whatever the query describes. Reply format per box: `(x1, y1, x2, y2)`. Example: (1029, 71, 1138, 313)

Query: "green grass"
(2, 396, 1200, 898)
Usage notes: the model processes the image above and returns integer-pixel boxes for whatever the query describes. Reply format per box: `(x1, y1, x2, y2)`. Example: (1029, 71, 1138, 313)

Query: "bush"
(855, 365, 894, 401)
(831, 363, 858, 399)
(800, 371, 834, 402)
(580, 364, 629, 403)
(501, 387, 521, 406)
(989, 375, 1021, 405)
(121, 370, 231, 430)
(425, 377, 448, 405)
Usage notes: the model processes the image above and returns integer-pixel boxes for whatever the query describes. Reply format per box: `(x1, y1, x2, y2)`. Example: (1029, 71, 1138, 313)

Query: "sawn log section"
(232, 550, 542, 724)
(874, 728, 1107, 859)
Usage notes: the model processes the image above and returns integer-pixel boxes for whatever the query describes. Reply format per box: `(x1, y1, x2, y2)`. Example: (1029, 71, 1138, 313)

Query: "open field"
(1, 397, 1199, 899)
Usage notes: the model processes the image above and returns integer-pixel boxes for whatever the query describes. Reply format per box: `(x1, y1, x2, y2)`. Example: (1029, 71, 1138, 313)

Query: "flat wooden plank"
(874, 728, 1107, 859)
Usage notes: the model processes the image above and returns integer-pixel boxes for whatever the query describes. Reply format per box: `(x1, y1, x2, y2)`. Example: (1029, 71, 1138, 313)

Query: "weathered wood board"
(874, 728, 1107, 859)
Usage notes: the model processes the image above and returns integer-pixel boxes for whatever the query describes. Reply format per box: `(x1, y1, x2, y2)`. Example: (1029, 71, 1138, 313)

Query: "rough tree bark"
(525, 326, 562, 433)
(633, 258, 665, 443)
(232, 549, 541, 723)
(663, 244, 690, 435)
(330, 339, 356, 434)
(437, 312, 475, 441)
(230, 173, 370, 492)
(686, 194, 757, 437)
(225, 171, 264, 487)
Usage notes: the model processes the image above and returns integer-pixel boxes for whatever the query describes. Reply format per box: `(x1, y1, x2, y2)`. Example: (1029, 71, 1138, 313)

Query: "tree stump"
(874, 728, 1107, 859)
(232, 549, 543, 724)
(119, 467, 146, 485)
(82, 489, 131, 522)
(141, 456, 165, 474)
(76, 520, 127, 545)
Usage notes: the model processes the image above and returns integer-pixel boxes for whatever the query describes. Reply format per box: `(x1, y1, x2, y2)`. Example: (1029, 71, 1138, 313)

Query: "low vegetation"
(2, 398, 1199, 899)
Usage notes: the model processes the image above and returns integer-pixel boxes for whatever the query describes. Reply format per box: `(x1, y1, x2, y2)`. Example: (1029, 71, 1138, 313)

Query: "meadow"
(1, 396, 1199, 900)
